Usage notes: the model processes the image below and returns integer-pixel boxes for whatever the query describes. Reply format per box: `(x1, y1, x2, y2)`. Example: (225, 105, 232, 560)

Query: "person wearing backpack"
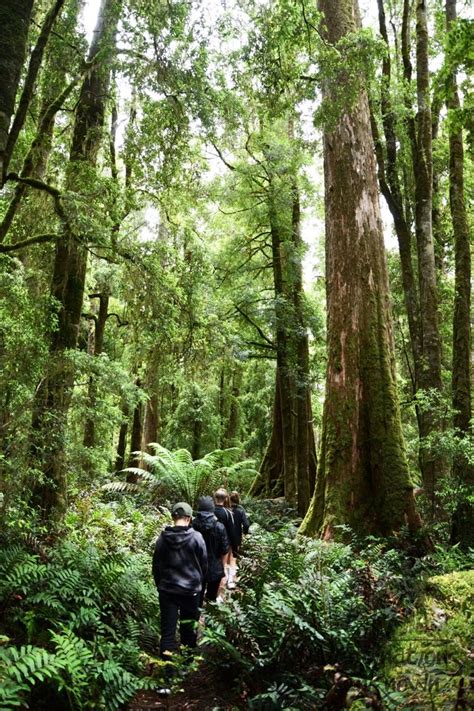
(192, 496, 229, 605)
(213, 488, 239, 591)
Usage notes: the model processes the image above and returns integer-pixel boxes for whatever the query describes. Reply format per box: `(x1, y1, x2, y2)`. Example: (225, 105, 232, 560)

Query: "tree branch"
(234, 304, 275, 347)
(0, 233, 59, 253)
(211, 141, 235, 171)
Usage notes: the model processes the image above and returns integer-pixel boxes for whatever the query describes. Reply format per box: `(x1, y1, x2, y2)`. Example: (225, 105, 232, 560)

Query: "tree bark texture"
(300, 0, 420, 538)
(446, 0, 473, 549)
(0, 0, 34, 184)
(31, 0, 120, 519)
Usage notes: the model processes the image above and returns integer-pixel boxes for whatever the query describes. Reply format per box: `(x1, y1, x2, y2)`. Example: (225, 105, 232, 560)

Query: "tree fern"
(108, 442, 258, 506)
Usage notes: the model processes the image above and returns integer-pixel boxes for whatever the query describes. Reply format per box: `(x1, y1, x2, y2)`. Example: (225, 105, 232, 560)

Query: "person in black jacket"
(192, 496, 229, 605)
(213, 488, 238, 591)
(152, 501, 207, 657)
(230, 490, 250, 555)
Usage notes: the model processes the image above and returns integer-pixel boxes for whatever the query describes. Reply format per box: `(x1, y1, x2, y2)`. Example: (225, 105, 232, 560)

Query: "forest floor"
(128, 589, 245, 711)
(128, 658, 244, 710)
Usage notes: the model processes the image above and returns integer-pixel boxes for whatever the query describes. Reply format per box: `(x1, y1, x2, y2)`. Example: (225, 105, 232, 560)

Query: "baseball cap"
(171, 501, 193, 518)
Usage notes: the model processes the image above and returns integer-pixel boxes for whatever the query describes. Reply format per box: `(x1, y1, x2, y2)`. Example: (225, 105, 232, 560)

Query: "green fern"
(108, 442, 258, 506)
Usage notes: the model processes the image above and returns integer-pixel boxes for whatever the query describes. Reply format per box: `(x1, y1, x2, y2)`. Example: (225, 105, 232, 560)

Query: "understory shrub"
(202, 525, 424, 708)
(0, 531, 162, 710)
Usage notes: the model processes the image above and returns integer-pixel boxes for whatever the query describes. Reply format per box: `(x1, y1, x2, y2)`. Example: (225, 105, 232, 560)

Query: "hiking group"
(152, 488, 250, 661)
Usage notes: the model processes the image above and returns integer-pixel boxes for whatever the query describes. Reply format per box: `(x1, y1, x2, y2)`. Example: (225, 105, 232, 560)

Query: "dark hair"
(230, 491, 240, 505)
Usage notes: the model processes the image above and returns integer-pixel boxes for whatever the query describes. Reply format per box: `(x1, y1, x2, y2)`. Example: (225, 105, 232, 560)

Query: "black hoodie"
(152, 525, 207, 595)
(192, 511, 229, 581)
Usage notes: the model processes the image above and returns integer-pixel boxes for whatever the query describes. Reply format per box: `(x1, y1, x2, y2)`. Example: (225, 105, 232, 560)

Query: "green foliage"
(0, 532, 161, 710)
(202, 526, 423, 707)
(108, 443, 258, 506)
(314, 28, 387, 129)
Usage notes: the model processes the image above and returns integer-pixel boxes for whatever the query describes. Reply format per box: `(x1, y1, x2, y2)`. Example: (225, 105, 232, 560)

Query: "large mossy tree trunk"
(31, 0, 119, 519)
(446, 0, 473, 549)
(0, 0, 34, 185)
(300, 0, 421, 539)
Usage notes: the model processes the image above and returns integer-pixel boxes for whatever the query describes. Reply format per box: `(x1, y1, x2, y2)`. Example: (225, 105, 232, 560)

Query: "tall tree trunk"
(218, 366, 226, 448)
(0, 0, 83, 244)
(300, 0, 421, 539)
(291, 183, 317, 515)
(128, 397, 143, 466)
(446, 0, 473, 549)
(83, 291, 109, 448)
(250, 168, 316, 514)
(142, 393, 160, 450)
(373, 0, 421, 383)
(3, 0, 66, 179)
(31, 0, 120, 519)
(414, 0, 445, 511)
(115, 402, 129, 472)
(250, 373, 285, 498)
(267, 194, 297, 505)
(0, 0, 34, 185)
(223, 366, 242, 448)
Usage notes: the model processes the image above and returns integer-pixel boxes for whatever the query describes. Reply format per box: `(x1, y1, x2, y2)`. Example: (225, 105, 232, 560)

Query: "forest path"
(128, 588, 245, 710)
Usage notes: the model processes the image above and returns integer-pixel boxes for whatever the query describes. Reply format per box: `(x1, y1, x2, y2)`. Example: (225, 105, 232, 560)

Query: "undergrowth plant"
(202, 525, 423, 709)
(0, 533, 162, 710)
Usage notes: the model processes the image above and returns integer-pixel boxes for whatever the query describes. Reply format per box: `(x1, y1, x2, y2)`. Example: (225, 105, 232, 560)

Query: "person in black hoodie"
(192, 496, 229, 605)
(152, 501, 207, 658)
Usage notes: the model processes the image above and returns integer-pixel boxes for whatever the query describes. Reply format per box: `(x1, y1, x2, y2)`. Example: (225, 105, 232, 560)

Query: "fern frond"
(103, 481, 141, 493)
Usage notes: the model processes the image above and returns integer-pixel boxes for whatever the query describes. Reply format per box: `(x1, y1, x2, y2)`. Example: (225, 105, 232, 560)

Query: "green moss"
(383, 571, 473, 708)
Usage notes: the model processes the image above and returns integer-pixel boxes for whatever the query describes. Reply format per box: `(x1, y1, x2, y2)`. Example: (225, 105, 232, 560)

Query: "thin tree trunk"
(0, 75, 80, 243)
(219, 367, 226, 448)
(251, 161, 316, 513)
(291, 183, 317, 515)
(269, 194, 297, 506)
(223, 366, 242, 447)
(250, 372, 285, 498)
(414, 0, 445, 511)
(3, 0, 66, 178)
(0, 0, 34, 184)
(83, 292, 109, 448)
(142, 393, 160, 450)
(374, 0, 421, 379)
(446, 0, 473, 549)
(31, 0, 120, 519)
(300, 0, 421, 539)
(115, 403, 129, 472)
